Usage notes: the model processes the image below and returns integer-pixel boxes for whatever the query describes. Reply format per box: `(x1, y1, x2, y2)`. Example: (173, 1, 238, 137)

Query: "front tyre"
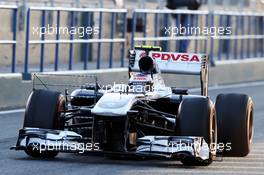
(177, 97, 217, 166)
(23, 89, 65, 158)
(216, 93, 254, 157)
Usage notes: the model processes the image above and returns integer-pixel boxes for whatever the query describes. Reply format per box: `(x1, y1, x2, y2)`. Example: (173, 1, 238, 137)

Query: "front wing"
(12, 128, 210, 160)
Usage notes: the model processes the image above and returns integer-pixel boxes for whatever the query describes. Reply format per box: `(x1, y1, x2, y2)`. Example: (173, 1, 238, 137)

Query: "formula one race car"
(12, 45, 254, 166)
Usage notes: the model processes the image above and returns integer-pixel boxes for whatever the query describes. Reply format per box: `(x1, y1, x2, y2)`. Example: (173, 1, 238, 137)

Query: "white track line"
(190, 81, 264, 92)
(0, 108, 25, 115)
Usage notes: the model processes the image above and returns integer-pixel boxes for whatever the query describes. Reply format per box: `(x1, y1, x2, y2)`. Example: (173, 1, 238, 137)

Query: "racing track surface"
(0, 82, 264, 175)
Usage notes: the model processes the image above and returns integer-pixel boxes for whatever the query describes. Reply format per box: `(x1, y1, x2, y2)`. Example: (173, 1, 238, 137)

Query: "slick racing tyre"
(177, 97, 217, 166)
(215, 93, 254, 157)
(23, 89, 65, 158)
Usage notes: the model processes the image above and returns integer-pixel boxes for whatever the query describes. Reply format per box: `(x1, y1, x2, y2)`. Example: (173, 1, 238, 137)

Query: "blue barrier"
(0, 5, 18, 73)
(0, 6, 264, 76)
(130, 9, 264, 65)
(23, 7, 127, 79)
(263, 16, 264, 58)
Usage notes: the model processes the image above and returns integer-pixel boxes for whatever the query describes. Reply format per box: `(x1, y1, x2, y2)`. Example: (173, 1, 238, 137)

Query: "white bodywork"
(19, 128, 83, 152)
(137, 136, 210, 160)
(91, 93, 142, 116)
(91, 80, 172, 116)
(91, 50, 205, 116)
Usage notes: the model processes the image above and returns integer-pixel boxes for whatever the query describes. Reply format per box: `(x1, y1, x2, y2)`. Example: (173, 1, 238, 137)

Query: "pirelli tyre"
(215, 93, 254, 157)
(176, 97, 217, 166)
(23, 89, 65, 158)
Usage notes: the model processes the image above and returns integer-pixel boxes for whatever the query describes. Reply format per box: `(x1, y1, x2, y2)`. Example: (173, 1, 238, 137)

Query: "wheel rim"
(248, 105, 254, 145)
(211, 109, 217, 156)
(55, 95, 66, 129)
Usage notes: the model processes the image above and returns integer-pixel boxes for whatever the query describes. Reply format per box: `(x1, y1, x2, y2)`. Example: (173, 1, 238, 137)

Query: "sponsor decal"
(139, 51, 147, 58)
(151, 52, 201, 62)
(134, 77, 148, 81)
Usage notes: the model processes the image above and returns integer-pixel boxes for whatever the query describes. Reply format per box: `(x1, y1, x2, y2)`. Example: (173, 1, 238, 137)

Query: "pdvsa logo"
(151, 52, 201, 62)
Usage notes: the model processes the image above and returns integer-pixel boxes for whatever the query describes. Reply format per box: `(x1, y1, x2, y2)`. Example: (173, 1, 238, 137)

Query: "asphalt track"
(0, 81, 264, 175)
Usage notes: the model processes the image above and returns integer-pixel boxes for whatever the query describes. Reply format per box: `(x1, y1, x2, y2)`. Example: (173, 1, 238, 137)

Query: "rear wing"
(128, 46, 209, 96)
(129, 50, 208, 75)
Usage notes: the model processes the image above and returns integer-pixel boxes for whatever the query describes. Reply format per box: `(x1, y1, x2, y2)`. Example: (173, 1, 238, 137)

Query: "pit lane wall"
(1, 59, 264, 110)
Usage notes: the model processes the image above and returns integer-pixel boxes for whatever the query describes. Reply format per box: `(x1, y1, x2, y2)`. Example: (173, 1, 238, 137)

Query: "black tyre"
(23, 89, 65, 158)
(25, 144, 59, 158)
(215, 93, 254, 157)
(177, 97, 217, 166)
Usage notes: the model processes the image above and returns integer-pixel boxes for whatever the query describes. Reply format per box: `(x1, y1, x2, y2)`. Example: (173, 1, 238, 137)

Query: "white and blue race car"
(12, 45, 254, 166)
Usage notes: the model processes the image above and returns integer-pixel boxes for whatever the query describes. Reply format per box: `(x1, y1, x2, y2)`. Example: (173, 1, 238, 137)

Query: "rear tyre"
(215, 93, 254, 157)
(177, 97, 217, 166)
(23, 89, 65, 158)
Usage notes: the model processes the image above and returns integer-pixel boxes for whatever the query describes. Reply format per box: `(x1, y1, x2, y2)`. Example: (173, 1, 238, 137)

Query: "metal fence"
(0, 6, 264, 77)
(23, 6, 127, 79)
(131, 9, 264, 65)
(0, 5, 17, 73)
